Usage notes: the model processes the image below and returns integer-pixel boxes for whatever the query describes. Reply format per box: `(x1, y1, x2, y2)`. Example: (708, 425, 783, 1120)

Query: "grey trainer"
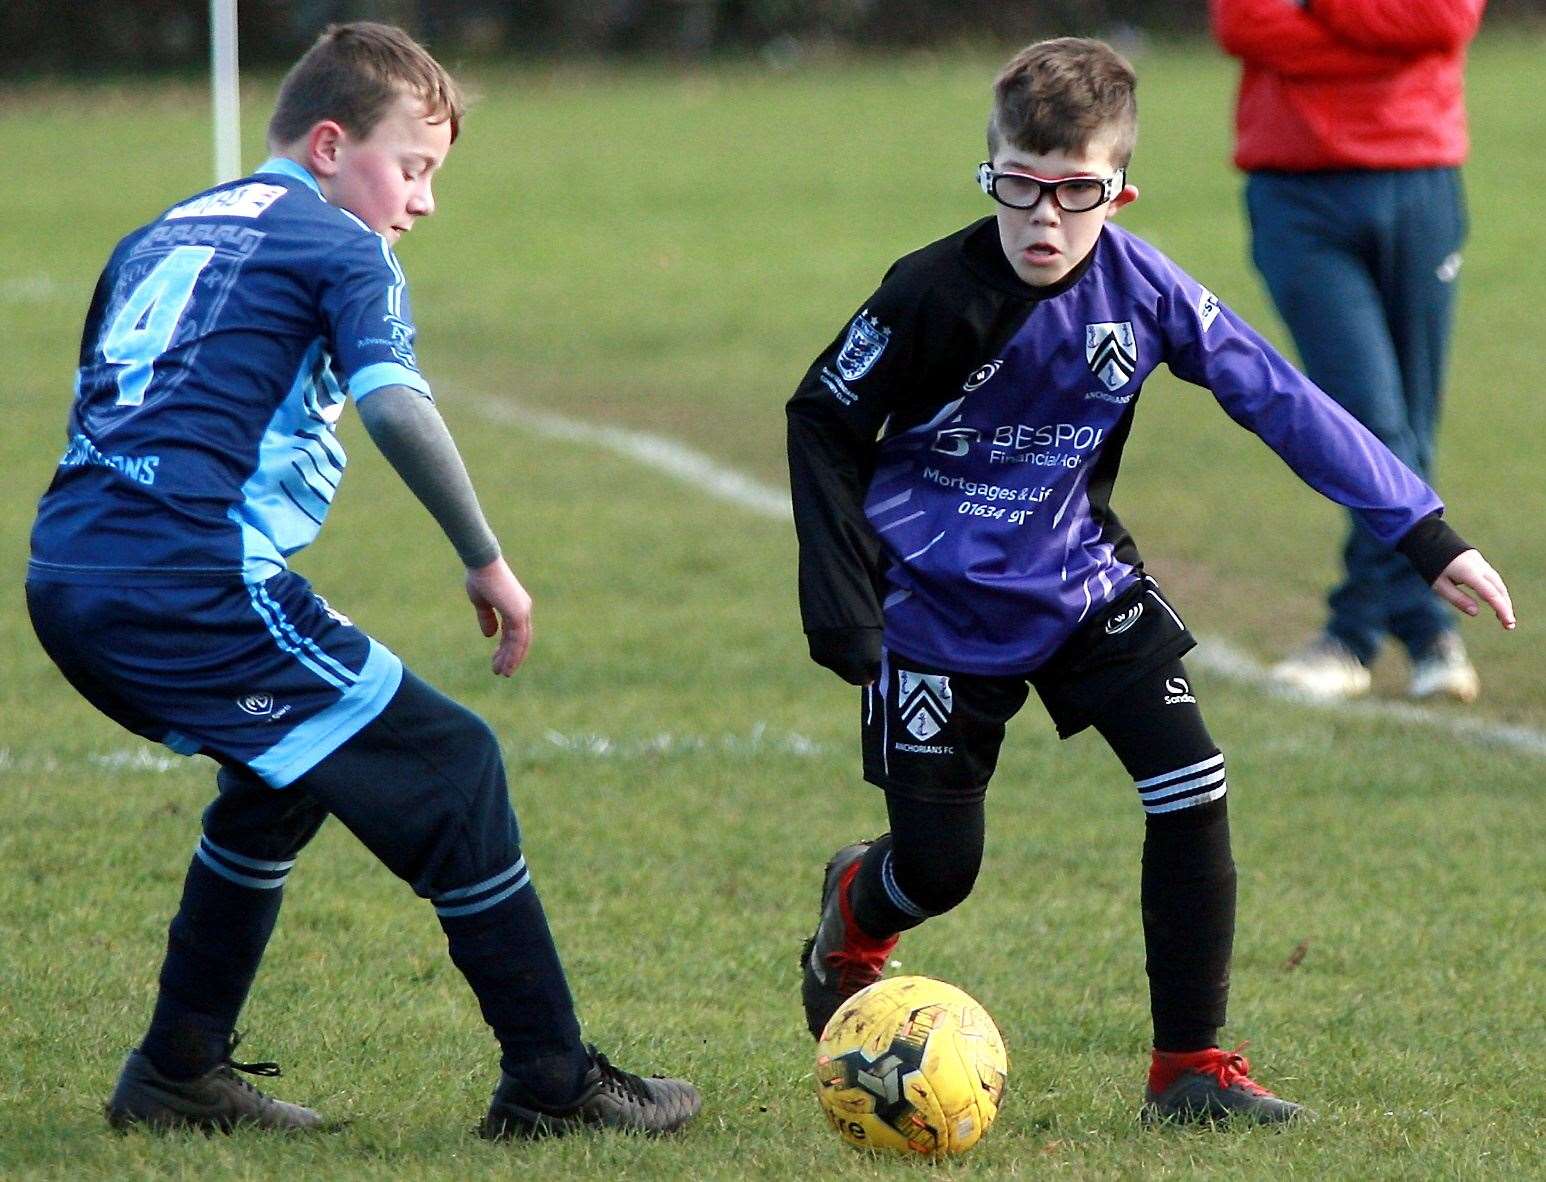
(479, 1047, 701, 1138)
(1140, 1047, 1306, 1126)
(106, 1045, 323, 1132)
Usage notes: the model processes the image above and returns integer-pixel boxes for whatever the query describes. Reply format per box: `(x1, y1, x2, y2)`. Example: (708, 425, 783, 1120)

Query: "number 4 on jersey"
(101, 244, 216, 407)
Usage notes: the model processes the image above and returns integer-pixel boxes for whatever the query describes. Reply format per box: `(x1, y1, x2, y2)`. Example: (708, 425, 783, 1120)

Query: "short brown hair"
(267, 22, 464, 148)
(988, 38, 1137, 168)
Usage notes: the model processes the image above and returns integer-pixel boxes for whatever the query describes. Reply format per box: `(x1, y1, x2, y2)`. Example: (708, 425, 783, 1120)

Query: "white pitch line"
(1189, 637, 1546, 757)
(461, 392, 1546, 759)
(464, 393, 792, 520)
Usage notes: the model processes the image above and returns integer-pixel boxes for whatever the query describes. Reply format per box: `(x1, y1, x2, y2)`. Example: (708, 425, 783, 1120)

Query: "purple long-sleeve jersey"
(788, 218, 1456, 677)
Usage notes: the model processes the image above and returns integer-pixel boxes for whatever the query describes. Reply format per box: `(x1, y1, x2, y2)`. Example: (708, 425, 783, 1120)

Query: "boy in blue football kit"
(789, 39, 1515, 1123)
(27, 23, 698, 1138)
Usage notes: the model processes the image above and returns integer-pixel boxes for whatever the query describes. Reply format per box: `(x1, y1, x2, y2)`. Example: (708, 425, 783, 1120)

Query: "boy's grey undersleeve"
(356, 385, 501, 569)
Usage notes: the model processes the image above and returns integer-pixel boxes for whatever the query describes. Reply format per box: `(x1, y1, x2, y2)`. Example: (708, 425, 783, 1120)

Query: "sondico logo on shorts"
(897, 670, 953, 745)
(1105, 603, 1143, 635)
(1163, 677, 1197, 705)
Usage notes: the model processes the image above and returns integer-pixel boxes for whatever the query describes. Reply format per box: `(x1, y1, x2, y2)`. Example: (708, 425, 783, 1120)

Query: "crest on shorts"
(1085, 321, 1137, 391)
(897, 670, 953, 741)
(836, 309, 892, 382)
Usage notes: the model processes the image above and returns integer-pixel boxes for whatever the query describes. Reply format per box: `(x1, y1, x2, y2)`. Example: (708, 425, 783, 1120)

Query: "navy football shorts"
(862, 575, 1196, 802)
(26, 571, 402, 788)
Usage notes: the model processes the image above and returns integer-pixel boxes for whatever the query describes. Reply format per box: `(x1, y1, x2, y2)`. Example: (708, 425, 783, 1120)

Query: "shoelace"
(825, 861, 897, 990)
(589, 1048, 654, 1106)
(827, 942, 892, 991)
(219, 1030, 283, 1089)
(1206, 1047, 1274, 1098)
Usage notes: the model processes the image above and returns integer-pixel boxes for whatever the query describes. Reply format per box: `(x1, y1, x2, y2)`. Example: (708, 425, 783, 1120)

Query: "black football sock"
(142, 854, 285, 1080)
(1142, 797, 1236, 1053)
(438, 868, 588, 1103)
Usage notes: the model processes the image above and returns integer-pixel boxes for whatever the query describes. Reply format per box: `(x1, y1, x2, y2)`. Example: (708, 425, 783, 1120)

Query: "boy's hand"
(807, 627, 882, 686)
(465, 556, 533, 676)
(1433, 549, 1516, 630)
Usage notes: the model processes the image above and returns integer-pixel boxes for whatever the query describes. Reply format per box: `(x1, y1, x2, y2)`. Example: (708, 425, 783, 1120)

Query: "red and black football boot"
(799, 841, 899, 1039)
(1141, 1045, 1307, 1125)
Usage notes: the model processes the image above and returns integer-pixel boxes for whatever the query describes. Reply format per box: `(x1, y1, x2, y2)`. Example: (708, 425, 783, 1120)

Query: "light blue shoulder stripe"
(378, 237, 408, 317)
(351, 362, 431, 400)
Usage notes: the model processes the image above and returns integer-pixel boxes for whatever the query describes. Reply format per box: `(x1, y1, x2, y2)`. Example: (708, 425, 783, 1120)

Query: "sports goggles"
(976, 163, 1126, 213)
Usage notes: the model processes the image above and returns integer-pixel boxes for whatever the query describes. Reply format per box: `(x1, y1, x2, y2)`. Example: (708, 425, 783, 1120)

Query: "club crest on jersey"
(1085, 321, 1137, 391)
(836, 310, 892, 382)
(897, 670, 953, 741)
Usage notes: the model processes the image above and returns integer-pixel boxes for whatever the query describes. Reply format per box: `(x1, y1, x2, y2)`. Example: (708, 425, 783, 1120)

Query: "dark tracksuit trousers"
(1245, 167, 1466, 664)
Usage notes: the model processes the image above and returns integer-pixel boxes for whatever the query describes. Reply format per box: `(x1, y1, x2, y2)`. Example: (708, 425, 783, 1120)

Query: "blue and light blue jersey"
(29, 158, 431, 585)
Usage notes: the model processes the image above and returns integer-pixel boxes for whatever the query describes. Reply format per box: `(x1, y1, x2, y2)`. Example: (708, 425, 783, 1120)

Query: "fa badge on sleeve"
(836, 310, 893, 382)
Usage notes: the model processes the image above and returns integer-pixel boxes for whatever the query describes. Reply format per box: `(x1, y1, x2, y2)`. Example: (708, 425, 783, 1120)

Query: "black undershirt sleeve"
(1395, 510, 1471, 585)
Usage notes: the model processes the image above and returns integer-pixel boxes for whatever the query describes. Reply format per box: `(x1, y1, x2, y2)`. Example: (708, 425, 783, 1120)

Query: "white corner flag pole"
(211, 0, 241, 182)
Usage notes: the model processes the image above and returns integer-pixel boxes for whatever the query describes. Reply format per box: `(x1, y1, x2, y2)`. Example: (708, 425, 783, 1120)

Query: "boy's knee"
(435, 706, 516, 831)
(889, 843, 982, 916)
(401, 707, 519, 895)
(203, 764, 330, 862)
(297, 674, 519, 897)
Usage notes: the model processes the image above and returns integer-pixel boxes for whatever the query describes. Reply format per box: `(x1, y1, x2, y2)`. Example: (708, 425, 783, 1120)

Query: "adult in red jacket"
(1211, 0, 1486, 702)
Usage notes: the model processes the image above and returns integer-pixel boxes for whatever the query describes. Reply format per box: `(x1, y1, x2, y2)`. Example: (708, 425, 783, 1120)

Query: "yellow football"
(814, 975, 1008, 1155)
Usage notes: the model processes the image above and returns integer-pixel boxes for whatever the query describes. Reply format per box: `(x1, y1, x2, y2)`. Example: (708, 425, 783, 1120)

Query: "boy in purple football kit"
(788, 38, 1514, 1123)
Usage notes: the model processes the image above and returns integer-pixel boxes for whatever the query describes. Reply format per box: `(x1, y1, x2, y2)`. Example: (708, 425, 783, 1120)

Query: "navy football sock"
(438, 871, 588, 1102)
(141, 852, 286, 1079)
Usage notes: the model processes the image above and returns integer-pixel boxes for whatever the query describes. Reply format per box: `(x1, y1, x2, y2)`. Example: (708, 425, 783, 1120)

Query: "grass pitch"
(1, 34, 1542, 1181)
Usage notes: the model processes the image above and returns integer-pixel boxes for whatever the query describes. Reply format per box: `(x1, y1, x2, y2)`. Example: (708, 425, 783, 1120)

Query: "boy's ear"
(305, 121, 348, 178)
(1106, 183, 1140, 218)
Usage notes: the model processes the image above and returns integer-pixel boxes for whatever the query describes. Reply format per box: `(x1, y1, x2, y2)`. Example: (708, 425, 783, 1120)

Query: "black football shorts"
(861, 576, 1195, 802)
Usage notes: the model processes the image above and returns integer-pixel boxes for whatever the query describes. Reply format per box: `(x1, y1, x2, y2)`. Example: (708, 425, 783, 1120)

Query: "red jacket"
(1210, 0, 1484, 171)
